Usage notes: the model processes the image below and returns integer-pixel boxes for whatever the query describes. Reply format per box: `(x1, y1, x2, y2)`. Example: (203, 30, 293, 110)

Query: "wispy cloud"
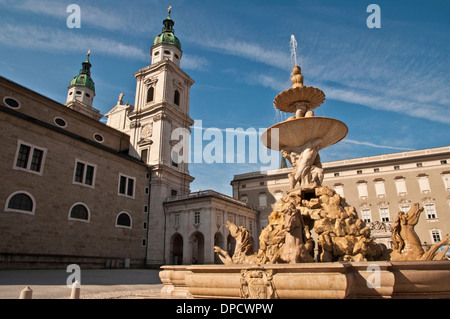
(342, 139, 413, 151)
(0, 23, 148, 60)
(0, 23, 209, 71)
(181, 54, 210, 71)
(1, 0, 129, 32)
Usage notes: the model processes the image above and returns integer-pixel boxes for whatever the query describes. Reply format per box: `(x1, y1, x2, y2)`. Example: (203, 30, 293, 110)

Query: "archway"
(214, 232, 224, 264)
(191, 232, 204, 264)
(171, 233, 183, 265)
(227, 234, 236, 256)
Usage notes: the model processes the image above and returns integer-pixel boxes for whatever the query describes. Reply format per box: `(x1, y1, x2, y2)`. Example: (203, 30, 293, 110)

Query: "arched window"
(146, 87, 154, 103)
(69, 203, 90, 222)
(174, 90, 180, 106)
(116, 212, 132, 228)
(5, 191, 35, 214)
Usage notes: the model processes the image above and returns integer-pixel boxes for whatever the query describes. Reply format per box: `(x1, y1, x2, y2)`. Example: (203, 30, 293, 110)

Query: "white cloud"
(2, 0, 129, 32)
(181, 54, 210, 71)
(342, 139, 413, 151)
(0, 23, 148, 60)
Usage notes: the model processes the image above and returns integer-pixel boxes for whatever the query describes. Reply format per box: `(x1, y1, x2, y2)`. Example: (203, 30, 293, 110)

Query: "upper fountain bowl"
(273, 86, 325, 113)
(260, 116, 348, 151)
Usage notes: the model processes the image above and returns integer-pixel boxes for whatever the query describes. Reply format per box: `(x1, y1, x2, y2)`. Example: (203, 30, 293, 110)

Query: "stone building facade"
(0, 76, 150, 269)
(0, 11, 256, 268)
(164, 190, 258, 265)
(231, 146, 450, 251)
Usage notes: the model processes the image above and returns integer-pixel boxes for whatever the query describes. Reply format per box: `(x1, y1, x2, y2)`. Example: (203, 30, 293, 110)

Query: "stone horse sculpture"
(279, 203, 314, 263)
(390, 203, 450, 261)
(214, 201, 315, 264)
(214, 221, 262, 265)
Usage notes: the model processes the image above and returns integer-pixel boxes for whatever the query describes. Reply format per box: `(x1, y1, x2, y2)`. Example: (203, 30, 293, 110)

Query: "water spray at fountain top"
(290, 35, 298, 67)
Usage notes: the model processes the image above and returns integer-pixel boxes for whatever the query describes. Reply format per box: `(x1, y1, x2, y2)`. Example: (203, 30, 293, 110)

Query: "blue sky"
(1, 0, 449, 196)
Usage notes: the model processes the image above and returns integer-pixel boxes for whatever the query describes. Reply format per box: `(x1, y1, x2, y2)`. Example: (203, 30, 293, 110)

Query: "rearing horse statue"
(391, 203, 450, 261)
(214, 221, 261, 264)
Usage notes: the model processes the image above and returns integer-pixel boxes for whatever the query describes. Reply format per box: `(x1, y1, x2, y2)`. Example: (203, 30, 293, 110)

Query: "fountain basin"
(159, 261, 450, 299)
(260, 116, 348, 151)
(274, 86, 325, 112)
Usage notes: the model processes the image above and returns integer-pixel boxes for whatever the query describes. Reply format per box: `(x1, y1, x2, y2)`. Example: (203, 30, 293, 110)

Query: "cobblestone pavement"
(0, 269, 166, 299)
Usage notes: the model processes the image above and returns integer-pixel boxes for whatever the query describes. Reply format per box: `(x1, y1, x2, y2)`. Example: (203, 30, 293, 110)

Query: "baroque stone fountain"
(160, 63, 450, 299)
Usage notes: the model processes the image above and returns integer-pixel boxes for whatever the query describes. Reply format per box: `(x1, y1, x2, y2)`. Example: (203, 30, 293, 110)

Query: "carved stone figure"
(279, 203, 314, 263)
(281, 138, 323, 190)
(214, 186, 383, 265)
(214, 221, 261, 265)
(390, 203, 450, 261)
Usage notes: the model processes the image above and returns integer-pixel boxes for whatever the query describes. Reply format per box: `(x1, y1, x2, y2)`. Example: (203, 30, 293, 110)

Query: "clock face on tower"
(141, 123, 153, 138)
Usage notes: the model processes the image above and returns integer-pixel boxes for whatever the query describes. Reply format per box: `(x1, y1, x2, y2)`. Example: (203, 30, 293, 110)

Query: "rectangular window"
(395, 178, 407, 195)
(175, 213, 180, 226)
(13, 141, 47, 175)
(334, 185, 344, 198)
(194, 211, 200, 224)
(400, 206, 410, 213)
(374, 181, 386, 197)
(259, 193, 267, 208)
(85, 165, 95, 186)
(418, 176, 431, 193)
(73, 159, 96, 187)
(443, 174, 450, 190)
(172, 150, 179, 167)
(75, 162, 85, 183)
(119, 176, 127, 194)
(16, 144, 31, 168)
(361, 209, 372, 223)
(118, 174, 135, 198)
(425, 204, 437, 219)
(431, 230, 441, 243)
(140, 149, 148, 164)
(380, 208, 390, 222)
(357, 182, 368, 199)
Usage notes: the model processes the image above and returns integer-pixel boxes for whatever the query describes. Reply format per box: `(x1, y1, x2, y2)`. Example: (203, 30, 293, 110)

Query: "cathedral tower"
(65, 51, 102, 121)
(106, 8, 195, 266)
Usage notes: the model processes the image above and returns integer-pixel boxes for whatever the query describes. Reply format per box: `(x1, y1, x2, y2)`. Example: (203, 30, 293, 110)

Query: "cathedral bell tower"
(66, 51, 102, 121)
(105, 8, 195, 266)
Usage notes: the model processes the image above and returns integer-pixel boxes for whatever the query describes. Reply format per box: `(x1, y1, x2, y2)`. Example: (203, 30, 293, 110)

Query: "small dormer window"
(154, 51, 160, 56)
(76, 91, 82, 95)
(85, 93, 90, 98)
(174, 54, 179, 59)
(164, 50, 171, 55)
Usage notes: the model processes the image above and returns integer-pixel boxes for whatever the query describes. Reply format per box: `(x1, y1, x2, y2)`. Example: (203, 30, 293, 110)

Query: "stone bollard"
(19, 286, 33, 299)
(70, 281, 81, 299)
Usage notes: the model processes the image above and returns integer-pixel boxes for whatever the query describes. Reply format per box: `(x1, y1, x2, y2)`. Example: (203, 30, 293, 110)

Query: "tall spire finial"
(168, 6, 172, 17)
(87, 49, 91, 57)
